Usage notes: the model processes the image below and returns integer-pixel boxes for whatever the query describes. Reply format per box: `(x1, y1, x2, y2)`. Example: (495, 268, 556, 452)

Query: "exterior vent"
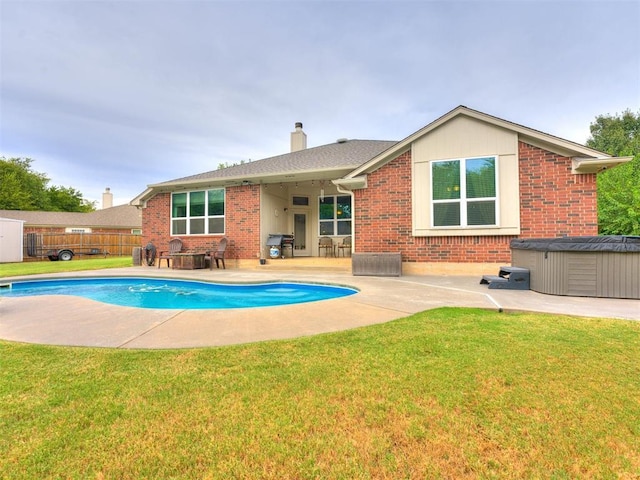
(337, 138, 348, 143)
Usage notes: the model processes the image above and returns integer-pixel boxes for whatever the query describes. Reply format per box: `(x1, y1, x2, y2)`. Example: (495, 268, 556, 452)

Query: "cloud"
(1, 0, 638, 206)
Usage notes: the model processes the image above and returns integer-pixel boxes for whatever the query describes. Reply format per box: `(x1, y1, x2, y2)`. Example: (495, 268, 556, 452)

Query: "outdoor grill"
(266, 234, 294, 258)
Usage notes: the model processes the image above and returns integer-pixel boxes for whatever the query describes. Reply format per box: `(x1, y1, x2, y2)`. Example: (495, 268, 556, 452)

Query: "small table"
(171, 253, 206, 270)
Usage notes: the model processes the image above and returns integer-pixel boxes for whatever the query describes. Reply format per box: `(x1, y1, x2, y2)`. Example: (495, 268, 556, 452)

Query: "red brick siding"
(518, 142, 597, 237)
(355, 151, 414, 254)
(142, 192, 171, 248)
(140, 141, 598, 263)
(355, 142, 598, 263)
(142, 185, 261, 259)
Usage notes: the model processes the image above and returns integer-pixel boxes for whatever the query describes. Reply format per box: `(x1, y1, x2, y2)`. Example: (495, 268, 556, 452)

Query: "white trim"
(571, 156, 633, 174)
(332, 176, 367, 189)
(170, 188, 226, 236)
(430, 155, 499, 229)
(346, 105, 615, 180)
(318, 194, 352, 237)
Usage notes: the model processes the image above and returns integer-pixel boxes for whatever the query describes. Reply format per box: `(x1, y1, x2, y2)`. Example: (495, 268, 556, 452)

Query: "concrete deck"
(1, 266, 638, 349)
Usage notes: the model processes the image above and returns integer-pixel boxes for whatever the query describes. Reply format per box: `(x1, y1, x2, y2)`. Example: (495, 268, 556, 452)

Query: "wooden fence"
(24, 232, 142, 260)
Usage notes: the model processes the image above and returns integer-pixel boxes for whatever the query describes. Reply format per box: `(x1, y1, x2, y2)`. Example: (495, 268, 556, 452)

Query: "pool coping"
(1, 266, 638, 349)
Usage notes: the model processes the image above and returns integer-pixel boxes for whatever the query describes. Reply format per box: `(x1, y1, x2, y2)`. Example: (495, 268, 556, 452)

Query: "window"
(431, 156, 497, 227)
(292, 195, 309, 206)
(319, 195, 351, 235)
(171, 189, 225, 235)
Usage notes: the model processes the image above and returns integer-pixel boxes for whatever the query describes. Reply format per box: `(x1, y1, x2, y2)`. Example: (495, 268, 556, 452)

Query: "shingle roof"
(156, 139, 397, 185)
(0, 204, 142, 228)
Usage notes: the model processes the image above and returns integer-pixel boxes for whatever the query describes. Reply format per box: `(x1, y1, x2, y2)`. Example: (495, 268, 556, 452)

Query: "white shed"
(0, 217, 25, 263)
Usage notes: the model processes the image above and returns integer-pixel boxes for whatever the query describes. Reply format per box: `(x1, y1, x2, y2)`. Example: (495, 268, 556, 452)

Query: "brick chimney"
(290, 122, 307, 152)
(102, 187, 113, 209)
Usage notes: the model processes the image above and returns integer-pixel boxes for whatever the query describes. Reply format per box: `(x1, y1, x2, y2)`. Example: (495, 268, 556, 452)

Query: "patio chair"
(337, 236, 352, 257)
(318, 236, 334, 257)
(205, 237, 227, 269)
(157, 238, 183, 268)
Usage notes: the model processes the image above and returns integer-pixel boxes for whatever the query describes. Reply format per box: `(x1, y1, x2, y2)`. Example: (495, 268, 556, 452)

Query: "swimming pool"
(0, 277, 358, 309)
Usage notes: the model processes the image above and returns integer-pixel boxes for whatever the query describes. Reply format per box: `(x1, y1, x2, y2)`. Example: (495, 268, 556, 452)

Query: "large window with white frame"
(431, 156, 497, 227)
(319, 195, 351, 235)
(171, 189, 225, 235)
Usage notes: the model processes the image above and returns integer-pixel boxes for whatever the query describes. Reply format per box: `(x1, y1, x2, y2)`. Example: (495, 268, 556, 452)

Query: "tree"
(48, 185, 95, 213)
(586, 110, 640, 235)
(0, 157, 95, 212)
(0, 157, 50, 210)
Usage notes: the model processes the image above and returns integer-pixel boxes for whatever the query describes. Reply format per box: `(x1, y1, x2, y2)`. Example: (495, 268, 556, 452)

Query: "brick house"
(131, 106, 630, 273)
(1, 190, 142, 261)
(0, 189, 141, 235)
(0, 205, 141, 235)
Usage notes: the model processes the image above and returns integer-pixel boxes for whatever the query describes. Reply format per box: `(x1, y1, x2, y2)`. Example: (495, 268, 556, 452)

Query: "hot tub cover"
(511, 236, 640, 253)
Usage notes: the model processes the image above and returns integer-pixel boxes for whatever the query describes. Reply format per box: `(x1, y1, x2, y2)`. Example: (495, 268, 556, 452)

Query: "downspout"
(332, 176, 367, 256)
(335, 184, 355, 255)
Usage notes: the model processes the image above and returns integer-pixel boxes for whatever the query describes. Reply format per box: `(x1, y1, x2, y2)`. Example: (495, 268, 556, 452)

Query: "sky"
(1, 0, 639, 208)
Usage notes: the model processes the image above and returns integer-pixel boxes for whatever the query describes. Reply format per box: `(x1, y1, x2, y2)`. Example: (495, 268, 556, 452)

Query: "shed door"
(0, 220, 23, 263)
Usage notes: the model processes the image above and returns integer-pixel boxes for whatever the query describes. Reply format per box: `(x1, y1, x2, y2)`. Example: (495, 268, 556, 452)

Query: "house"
(0, 190, 143, 261)
(0, 187, 140, 235)
(131, 106, 631, 273)
(0, 204, 142, 235)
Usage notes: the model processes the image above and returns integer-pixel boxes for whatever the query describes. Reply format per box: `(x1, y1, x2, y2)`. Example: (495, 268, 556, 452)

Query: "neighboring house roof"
(0, 205, 142, 229)
(132, 139, 396, 205)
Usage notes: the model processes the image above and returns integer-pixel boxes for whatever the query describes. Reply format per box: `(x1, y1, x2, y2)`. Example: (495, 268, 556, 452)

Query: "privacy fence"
(25, 232, 142, 260)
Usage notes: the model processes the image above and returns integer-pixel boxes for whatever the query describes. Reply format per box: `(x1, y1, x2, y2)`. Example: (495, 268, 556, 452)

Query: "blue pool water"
(0, 277, 358, 309)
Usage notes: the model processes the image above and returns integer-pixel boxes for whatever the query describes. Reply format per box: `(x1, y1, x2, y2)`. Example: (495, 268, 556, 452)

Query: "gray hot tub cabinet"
(510, 236, 640, 299)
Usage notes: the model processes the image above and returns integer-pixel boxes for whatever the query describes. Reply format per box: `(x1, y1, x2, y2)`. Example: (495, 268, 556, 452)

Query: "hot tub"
(510, 236, 640, 299)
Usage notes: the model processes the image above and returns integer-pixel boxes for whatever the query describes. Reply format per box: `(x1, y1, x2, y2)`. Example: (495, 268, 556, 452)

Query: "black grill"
(266, 234, 294, 257)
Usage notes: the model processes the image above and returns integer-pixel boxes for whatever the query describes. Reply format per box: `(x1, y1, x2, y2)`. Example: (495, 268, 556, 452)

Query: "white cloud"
(1, 0, 638, 205)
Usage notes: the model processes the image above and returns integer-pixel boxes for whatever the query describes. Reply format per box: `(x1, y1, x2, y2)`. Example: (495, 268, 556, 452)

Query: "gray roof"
(156, 139, 398, 186)
(0, 204, 142, 228)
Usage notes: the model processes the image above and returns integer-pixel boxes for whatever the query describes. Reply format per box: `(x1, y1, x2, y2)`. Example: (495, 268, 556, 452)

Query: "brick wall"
(142, 185, 261, 259)
(354, 141, 598, 263)
(140, 141, 598, 264)
(518, 142, 597, 237)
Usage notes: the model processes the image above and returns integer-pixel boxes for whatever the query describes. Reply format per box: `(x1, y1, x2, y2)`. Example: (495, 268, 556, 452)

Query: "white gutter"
(332, 176, 368, 189)
(571, 156, 633, 174)
(332, 176, 367, 255)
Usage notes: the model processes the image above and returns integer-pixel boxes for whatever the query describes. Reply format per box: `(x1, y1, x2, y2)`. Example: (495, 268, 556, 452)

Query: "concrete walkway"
(1, 266, 638, 349)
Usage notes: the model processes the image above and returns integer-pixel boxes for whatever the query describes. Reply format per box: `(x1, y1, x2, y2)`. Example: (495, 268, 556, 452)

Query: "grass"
(0, 257, 132, 278)
(1, 308, 639, 478)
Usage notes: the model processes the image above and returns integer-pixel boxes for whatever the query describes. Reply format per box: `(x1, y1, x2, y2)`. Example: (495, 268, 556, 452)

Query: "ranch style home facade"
(131, 106, 631, 273)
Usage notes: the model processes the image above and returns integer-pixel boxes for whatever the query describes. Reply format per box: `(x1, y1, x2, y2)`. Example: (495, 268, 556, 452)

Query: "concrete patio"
(0, 265, 638, 349)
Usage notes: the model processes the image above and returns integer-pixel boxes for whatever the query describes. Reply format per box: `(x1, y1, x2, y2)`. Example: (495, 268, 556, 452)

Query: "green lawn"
(0, 257, 132, 278)
(1, 308, 639, 478)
